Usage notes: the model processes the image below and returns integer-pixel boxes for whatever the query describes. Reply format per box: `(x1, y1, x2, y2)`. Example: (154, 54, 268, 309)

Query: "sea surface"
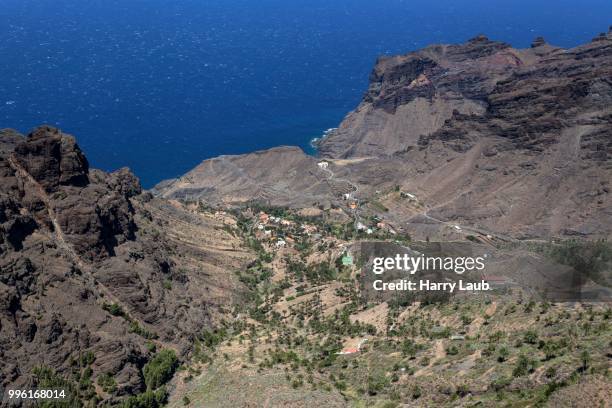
(1, 0, 611, 187)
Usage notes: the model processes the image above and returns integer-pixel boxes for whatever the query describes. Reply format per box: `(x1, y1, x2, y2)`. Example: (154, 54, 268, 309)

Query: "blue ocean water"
(1, 0, 611, 187)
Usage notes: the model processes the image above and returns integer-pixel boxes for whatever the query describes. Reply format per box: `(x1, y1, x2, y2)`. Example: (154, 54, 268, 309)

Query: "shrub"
(122, 388, 168, 408)
(32, 366, 86, 405)
(80, 351, 96, 366)
(513, 354, 535, 377)
(489, 331, 504, 342)
(401, 339, 418, 358)
(200, 328, 227, 349)
(162, 279, 172, 290)
(129, 322, 158, 339)
(103, 303, 125, 317)
(367, 373, 389, 395)
(497, 346, 509, 362)
(547, 240, 612, 284)
(482, 343, 496, 357)
(580, 349, 591, 372)
(461, 314, 473, 325)
(524, 330, 538, 344)
(456, 383, 469, 397)
(143, 350, 179, 390)
(490, 376, 511, 391)
(97, 372, 117, 393)
(543, 341, 560, 360)
(446, 345, 459, 356)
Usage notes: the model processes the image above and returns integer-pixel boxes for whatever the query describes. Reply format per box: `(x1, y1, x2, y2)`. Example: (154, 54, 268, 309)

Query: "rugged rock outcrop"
(12, 126, 90, 191)
(316, 28, 611, 164)
(0, 127, 252, 401)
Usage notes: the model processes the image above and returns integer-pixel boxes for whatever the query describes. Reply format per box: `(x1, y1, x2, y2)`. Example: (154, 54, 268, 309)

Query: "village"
(164, 191, 612, 408)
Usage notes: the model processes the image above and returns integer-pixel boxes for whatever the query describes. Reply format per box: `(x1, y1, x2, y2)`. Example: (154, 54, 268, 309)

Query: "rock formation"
(0, 127, 252, 401)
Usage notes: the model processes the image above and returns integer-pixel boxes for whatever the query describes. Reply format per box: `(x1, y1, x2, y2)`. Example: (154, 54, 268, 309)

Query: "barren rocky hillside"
(0, 127, 253, 404)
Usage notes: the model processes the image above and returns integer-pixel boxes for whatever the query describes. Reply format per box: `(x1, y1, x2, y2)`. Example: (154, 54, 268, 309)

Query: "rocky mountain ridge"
(0, 127, 252, 403)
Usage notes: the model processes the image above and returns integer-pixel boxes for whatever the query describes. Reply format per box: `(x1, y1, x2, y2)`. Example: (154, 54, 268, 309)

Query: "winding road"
(317, 162, 363, 227)
(316, 161, 536, 245)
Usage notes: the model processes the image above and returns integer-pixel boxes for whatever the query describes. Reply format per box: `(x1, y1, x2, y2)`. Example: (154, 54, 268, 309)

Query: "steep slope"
(316, 34, 516, 158)
(379, 30, 612, 239)
(0, 127, 253, 403)
(154, 146, 344, 207)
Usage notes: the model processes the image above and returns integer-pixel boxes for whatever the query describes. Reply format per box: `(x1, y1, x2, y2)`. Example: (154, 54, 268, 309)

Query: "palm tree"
(580, 349, 591, 372)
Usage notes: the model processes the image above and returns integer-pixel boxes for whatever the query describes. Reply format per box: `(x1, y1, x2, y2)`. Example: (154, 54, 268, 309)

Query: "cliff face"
(317, 30, 612, 159)
(5, 126, 139, 261)
(0, 127, 252, 399)
(160, 29, 612, 239)
(315, 35, 523, 158)
(382, 31, 612, 238)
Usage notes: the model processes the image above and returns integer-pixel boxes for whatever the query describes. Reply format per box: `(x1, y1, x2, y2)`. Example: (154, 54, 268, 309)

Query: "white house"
(400, 191, 417, 200)
(317, 161, 329, 170)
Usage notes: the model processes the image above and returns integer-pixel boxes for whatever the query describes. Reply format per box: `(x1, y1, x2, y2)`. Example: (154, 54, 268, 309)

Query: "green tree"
(497, 346, 509, 362)
(367, 373, 389, 395)
(580, 349, 591, 372)
(513, 354, 535, 377)
(143, 350, 178, 390)
(523, 330, 538, 345)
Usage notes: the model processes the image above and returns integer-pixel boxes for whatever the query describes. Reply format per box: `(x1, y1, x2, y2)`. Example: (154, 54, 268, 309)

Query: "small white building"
(317, 161, 329, 170)
(400, 191, 417, 200)
(275, 239, 287, 248)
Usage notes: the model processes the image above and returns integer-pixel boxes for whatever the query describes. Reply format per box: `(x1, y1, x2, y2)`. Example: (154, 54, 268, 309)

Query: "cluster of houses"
(254, 211, 321, 250)
(251, 205, 399, 251)
(257, 211, 294, 227)
(355, 218, 397, 236)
